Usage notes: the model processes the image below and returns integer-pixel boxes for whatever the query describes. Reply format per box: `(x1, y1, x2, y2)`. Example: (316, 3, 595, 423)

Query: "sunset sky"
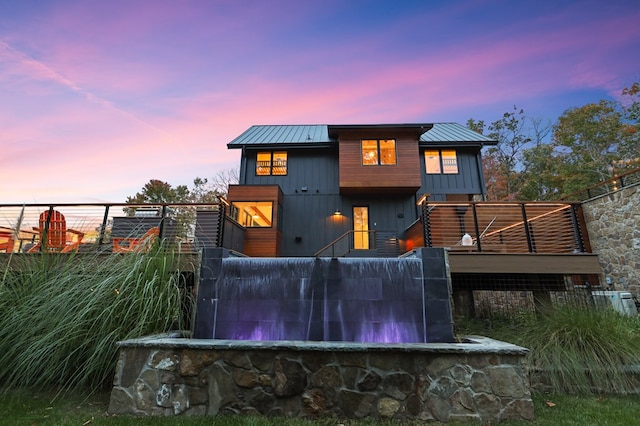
(1, 0, 639, 203)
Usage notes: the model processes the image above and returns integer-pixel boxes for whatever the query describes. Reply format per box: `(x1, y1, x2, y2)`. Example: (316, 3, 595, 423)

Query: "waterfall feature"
(194, 248, 454, 343)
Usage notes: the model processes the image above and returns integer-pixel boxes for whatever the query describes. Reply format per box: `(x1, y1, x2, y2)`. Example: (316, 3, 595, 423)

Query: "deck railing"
(561, 167, 640, 202)
(415, 201, 589, 254)
(0, 202, 226, 253)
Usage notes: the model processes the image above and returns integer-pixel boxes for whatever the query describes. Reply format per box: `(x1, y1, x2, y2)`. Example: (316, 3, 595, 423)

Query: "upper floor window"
(425, 149, 458, 174)
(362, 139, 396, 165)
(256, 151, 287, 175)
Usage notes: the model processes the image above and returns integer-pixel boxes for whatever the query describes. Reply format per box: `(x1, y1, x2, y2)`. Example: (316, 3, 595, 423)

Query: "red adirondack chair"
(0, 231, 15, 253)
(112, 226, 159, 253)
(27, 210, 84, 253)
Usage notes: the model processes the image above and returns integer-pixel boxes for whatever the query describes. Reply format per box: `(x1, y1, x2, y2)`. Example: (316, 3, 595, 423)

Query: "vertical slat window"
(361, 140, 379, 165)
(379, 139, 396, 165)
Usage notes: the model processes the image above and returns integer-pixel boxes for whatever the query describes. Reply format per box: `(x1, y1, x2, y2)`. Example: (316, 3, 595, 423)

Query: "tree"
(552, 99, 638, 194)
(125, 179, 190, 206)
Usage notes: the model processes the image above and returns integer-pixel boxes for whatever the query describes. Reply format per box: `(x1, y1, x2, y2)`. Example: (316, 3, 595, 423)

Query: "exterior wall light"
(334, 209, 342, 216)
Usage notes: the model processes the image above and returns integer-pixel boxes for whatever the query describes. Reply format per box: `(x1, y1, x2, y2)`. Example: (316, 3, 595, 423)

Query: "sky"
(1, 0, 639, 203)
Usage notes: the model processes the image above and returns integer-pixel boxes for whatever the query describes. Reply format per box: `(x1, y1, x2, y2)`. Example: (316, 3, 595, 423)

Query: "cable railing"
(416, 201, 588, 254)
(0, 202, 225, 254)
(561, 167, 640, 202)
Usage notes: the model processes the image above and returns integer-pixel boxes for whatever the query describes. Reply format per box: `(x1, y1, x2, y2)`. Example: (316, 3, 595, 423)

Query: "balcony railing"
(415, 201, 589, 254)
(0, 202, 227, 254)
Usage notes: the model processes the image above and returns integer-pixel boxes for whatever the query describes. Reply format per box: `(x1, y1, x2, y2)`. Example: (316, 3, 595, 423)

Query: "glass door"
(353, 206, 369, 249)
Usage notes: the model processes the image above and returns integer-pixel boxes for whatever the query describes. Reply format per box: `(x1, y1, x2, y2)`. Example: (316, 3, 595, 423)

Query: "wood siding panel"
(339, 130, 421, 194)
(227, 185, 283, 257)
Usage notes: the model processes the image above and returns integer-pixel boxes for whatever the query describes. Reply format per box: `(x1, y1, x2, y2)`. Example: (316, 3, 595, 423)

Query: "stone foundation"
(108, 334, 534, 422)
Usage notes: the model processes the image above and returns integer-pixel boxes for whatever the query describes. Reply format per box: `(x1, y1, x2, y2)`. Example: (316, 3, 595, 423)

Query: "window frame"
(361, 139, 396, 166)
(229, 201, 274, 228)
(256, 151, 288, 176)
(425, 149, 458, 174)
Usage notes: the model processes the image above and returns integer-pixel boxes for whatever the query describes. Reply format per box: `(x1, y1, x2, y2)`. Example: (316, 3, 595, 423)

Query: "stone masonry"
(582, 183, 640, 295)
(108, 335, 534, 422)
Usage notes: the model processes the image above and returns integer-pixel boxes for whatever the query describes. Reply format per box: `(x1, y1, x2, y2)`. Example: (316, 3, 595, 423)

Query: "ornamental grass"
(0, 245, 185, 393)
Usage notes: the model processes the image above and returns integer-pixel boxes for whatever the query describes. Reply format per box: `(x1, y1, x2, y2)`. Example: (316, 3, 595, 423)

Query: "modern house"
(223, 123, 604, 314)
(226, 123, 495, 257)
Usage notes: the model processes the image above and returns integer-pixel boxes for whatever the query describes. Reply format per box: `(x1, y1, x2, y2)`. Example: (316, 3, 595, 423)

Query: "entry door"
(353, 206, 369, 249)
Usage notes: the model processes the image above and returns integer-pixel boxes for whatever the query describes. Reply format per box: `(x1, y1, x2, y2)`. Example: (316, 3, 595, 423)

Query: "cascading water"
(197, 252, 447, 343)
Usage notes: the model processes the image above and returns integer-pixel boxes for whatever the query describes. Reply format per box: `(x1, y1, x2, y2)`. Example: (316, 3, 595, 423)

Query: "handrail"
(313, 230, 377, 257)
(561, 167, 640, 201)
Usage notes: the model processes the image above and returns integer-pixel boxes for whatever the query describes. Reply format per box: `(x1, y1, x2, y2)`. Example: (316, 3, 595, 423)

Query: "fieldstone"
(311, 365, 342, 388)
(405, 393, 421, 416)
(207, 364, 235, 415)
(273, 358, 307, 397)
(172, 384, 189, 415)
(381, 372, 413, 399)
(487, 366, 527, 398)
(450, 388, 475, 413)
(428, 376, 457, 399)
(341, 353, 367, 368)
(340, 390, 375, 418)
(155, 383, 172, 408)
(179, 350, 219, 376)
(426, 395, 451, 423)
(302, 388, 325, 416)
(233, 367, 259, 388)
(357, 370, 382, 392)
(474, 392, 501, 420)
(224, 351, 251, 369)
(450, 364, 471, 385)
(500, 398, 535, 421)
(301, 352, 336, 371)
(470, 371, 491, 393)
(108, 387, 134, 414)
(247, 388, 274, 414)
(150, 351, 179, 371)
(119, 348, 151, 387)
(140, 367, 160, 389)
(377, 397, 400, 418)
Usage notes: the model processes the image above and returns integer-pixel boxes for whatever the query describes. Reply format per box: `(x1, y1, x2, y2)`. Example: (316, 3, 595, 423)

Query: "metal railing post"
(521, 204, 535, 253)
(98, 205, 110, 246)
(471, 203, 482, 252)
(422, 202, 432, 247)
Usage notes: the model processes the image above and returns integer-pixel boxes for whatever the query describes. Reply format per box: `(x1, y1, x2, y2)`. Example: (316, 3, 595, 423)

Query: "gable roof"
(227, 123, 496, 148)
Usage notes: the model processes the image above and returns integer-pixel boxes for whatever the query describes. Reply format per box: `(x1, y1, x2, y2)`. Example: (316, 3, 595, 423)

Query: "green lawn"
(2, 388, 639, 425)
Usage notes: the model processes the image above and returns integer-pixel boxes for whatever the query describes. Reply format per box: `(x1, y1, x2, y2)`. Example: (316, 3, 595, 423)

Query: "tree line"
(469, 82, 639, 201)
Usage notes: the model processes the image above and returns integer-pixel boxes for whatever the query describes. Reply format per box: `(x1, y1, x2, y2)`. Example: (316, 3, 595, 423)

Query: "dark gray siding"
(418, 147, 484, 200)
(241, 148, 339, 194)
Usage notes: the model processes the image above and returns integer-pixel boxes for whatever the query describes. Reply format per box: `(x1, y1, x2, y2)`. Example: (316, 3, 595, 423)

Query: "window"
(230, 201, 273, 227)
(256, 151, 287, 175)
(361, 139, 396, 165)
(425, 149, 458, 174)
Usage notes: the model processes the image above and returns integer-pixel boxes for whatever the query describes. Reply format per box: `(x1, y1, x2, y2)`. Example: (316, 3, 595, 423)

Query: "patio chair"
(27, 209, 84, 253)
(0, 231, 15, 253)
(112, 226, 160, 253)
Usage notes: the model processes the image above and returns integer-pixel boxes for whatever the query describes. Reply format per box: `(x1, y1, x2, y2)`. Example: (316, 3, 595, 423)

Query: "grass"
(0, 245, 188, 393)
(457, 305, 640, 394)
(2, 388, 639, 425)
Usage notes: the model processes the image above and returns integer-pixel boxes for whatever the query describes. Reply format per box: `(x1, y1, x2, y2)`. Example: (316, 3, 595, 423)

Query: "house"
(226, 123, 496, 257)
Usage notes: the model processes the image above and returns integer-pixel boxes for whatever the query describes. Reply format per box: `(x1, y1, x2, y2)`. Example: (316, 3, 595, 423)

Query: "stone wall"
(108, 335, 534, 423)
(582, 183, 640, 294)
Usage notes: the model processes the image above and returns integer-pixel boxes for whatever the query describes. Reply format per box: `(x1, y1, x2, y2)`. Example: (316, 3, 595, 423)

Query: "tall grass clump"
(520, 304, 640, 394)
(0, 245, 185, 393)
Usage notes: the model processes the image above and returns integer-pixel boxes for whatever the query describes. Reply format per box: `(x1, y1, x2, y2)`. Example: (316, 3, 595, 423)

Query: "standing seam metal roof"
(227, 123, 495, 147)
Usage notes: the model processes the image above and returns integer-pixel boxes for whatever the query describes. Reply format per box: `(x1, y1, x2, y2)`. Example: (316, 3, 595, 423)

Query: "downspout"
(476, 144, 487, 201)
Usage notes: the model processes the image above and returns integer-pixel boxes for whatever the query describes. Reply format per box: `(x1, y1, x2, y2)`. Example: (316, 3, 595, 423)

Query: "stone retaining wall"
(582, 184, 640, 294)
(108, 335, 534, 423)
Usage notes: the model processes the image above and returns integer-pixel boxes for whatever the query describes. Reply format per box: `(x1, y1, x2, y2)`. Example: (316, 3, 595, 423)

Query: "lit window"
(361, 139, 396, 165)
(425, 149, 458, 174)
(256, 152, 287, 175)
(230, 201, 273, 227)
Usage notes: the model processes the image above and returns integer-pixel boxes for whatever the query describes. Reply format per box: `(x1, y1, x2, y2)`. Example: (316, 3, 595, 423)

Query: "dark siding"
(419, 147, 484, 198)
(243, 148, 339, 194)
